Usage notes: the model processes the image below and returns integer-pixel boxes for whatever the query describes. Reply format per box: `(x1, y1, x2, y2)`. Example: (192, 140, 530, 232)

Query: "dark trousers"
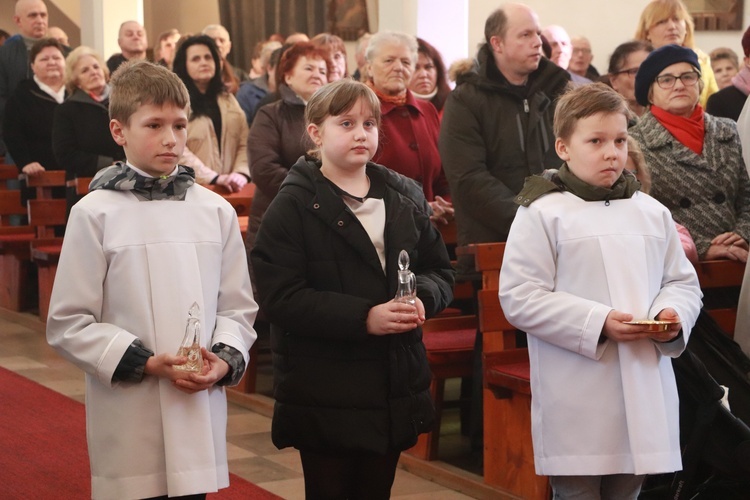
(299, 448, 401, 499)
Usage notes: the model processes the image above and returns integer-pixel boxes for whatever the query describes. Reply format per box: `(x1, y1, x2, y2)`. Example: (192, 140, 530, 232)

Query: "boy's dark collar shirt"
(89, 161, 195, 201)
(515, 163, 641, 207)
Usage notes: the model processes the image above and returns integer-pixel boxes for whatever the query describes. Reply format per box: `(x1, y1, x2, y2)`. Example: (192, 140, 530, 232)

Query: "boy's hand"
(143, 352, 193, 381)
(651, 308, 682, 343)
(602, 310, 652, 343)
(366, 298, 426, 335)
(173, 347, 230, 393)
(602, 309, 683, 343)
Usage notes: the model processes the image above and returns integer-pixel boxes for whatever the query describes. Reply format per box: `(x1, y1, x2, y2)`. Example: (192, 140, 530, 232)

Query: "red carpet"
(0, 366, 281, 499)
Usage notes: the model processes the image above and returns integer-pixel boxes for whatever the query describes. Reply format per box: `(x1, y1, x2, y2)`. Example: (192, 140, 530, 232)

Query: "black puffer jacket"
(251, 157, 454, 454)
(439, 44, 569, 273)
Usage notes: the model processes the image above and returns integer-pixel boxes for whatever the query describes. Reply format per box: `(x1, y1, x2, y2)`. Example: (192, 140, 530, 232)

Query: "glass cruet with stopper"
(394, 250, 417, 306)
(175, 302, 203, 372)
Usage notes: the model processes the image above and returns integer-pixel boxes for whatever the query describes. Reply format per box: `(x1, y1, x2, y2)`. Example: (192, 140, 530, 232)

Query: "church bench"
(463, 242, 744, 498)
(27, 198, 66, 322)
(457, 242, 550, 499)
(0, 190, 35, 310)
(26, 170, 65, 201)
(197, 182, 255, 240)
(436, 219, 474, 317)
(692, 259, 745, 335)
(0, 163, 19, 190)
(405, 314, 477, 460)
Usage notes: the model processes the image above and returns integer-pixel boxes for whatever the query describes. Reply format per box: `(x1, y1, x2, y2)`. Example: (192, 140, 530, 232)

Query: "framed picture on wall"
(328, 0, 369, 40)
(685, 0, 744, 30)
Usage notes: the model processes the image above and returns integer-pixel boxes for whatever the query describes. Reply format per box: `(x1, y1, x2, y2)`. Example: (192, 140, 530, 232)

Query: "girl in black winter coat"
(250, 79, 454, 499)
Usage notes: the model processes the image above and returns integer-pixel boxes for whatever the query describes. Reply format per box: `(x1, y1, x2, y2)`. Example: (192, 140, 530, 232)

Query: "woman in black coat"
(52, 46, 124, 211)
(250, 80, 454, 498)
(251, 153, 454, 495)
(4, 38, 67, 202)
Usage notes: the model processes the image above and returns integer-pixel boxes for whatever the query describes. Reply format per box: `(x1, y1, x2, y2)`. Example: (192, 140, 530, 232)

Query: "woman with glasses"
(607, 40, 653, 119)
(630, 45, 750, 262)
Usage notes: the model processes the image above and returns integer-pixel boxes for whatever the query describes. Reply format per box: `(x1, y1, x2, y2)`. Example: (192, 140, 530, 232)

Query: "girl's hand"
(366, 298, 425, 335)
(173, 348, 230, 393)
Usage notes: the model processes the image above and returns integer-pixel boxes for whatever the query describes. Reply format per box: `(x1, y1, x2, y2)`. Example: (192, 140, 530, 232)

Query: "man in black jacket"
(440, 2, 570, 274)
(439, 2, 570, 452)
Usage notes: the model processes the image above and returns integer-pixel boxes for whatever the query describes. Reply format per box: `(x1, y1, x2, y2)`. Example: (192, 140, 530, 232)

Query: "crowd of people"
(3, 0, 750, 498)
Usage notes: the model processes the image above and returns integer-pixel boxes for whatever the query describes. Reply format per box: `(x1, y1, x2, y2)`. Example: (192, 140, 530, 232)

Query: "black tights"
(299, 449, 401, 500)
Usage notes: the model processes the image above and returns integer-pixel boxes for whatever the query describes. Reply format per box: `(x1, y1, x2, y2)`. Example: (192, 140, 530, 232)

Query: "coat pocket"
(388, 391, 435, 450)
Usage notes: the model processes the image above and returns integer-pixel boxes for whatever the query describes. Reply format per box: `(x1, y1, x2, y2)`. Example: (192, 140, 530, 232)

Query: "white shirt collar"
(126, 161, 178, 179)
(33, 75, 65, 103)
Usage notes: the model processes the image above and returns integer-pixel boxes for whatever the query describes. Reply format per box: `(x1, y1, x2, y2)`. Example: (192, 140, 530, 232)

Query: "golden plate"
(623, 320, 680, 332)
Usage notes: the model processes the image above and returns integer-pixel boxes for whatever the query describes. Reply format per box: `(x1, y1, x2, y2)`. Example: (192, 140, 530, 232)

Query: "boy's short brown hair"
(109, 59, 190, 125)
(553, 82, 630, 141)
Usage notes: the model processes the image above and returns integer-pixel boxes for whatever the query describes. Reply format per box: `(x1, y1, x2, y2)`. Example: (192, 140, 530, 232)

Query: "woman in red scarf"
(364, 31, 453, 224)
(631, 44, 750, 262)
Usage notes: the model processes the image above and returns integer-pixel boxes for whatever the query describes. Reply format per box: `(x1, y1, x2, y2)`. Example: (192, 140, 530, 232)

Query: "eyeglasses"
(612, 67, 639, 77)
(655, 71, 700, 89)
(572, 48, 591, 55)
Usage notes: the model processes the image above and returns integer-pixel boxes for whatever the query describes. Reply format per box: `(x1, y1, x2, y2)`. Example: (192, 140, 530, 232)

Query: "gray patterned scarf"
(89, 162, 195, 201)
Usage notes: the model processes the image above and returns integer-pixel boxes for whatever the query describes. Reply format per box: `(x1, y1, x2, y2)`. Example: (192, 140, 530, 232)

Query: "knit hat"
(634, 44, 700, 106)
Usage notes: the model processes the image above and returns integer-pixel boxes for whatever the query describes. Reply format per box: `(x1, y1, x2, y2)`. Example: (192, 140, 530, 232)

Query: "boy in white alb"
(499, 83, 702, 499)
(46, 60, 257, 499)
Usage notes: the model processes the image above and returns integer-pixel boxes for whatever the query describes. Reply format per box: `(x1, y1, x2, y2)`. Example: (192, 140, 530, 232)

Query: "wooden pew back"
(0, 190, 26, 225)
(0, 164, 19, 190)
(25, 170, 66, 200)
(458, 242, 549, 499)
(27, 199, 66, 240)
(203, 182, 255, 215)
(693, 259, 746, 335)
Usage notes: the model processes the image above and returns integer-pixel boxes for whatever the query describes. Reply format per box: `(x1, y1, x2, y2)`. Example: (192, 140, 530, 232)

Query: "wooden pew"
(436, 219, 475, 317)
(402, 220, 479, 460)
(72, 176, 93, 195)
(463, 242, 745, 499)
(201, 183, 258, 393)
(26, 171, 67, 321)
(26, 170, 65, 201)
(458, 242, 549, 499)
(0, 189, 36, 310)
(405, 314, 477, 460)
(28, 198, 66, 321)
(0, 163, 19, 190)
(203, 182, 255, 239)
(693, 259, 745, 335)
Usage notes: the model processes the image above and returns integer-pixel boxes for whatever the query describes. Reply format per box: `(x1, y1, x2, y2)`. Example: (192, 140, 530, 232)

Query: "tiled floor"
(0, 307, 484, 499)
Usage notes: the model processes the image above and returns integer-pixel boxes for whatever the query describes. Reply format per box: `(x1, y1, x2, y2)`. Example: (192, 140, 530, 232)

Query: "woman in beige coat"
(174, 35, 249, 192)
